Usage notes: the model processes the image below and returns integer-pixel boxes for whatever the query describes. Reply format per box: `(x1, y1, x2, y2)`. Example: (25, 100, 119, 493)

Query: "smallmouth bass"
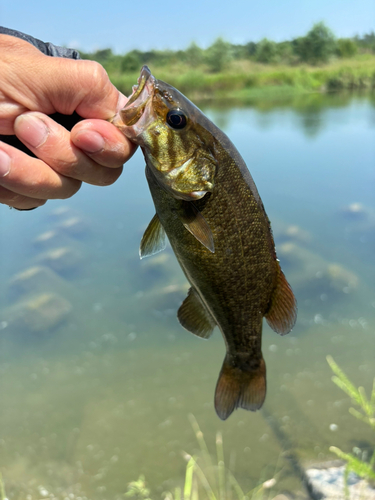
(112, 66, 297, 420)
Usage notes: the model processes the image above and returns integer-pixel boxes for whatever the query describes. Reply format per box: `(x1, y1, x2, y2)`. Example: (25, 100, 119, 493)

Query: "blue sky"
(1, 0, 374, 53)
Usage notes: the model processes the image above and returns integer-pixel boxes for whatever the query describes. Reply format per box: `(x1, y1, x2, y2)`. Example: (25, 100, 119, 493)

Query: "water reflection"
(0, 92, 374, 499)
(201, 91, 375, 139)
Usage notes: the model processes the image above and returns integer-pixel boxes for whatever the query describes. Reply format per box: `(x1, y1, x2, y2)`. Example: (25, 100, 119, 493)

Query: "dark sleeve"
(0, 27, 83, 156)
(0, 26, 81, 59)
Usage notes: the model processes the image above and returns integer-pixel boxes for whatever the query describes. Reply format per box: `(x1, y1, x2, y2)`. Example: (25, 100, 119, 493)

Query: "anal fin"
(139, 213, 166, 259)
(178, 287, 216, 339)
(215, 354, 266, 420)
(265, 260, 297, 335)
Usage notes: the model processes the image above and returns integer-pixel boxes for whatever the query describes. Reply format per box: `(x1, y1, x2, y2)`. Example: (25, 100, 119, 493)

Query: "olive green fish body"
(147, 149, 275, 345)
(113, 66, 297, 420)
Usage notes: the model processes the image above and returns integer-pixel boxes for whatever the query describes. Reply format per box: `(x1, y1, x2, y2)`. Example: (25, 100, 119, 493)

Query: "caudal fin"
(214, 354, 266, 420)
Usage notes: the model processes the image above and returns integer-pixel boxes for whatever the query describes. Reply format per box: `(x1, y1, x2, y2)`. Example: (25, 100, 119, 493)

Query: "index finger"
(45, 58, 128, 120)
(2, 36, 128, 120)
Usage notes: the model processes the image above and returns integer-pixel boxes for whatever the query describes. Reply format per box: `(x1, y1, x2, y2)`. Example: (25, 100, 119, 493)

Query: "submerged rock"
(141, 283, 190, 316)
(277, 243, 359, 301)
(306, 464, 375, 499)
(32, 229, 72, 250)
(327, 264, 358, 293)
(57, 216, 90, 237)
(340, 202, 368, 220)
(48, 205, 75, 219)
(2, 292, 72, 334)
(340, 202, 375, 245)
(37, 247, 83, 275)
(274, 224, 312, 245)
(139, 252, 178, 288)
(8, 265, 67, 301)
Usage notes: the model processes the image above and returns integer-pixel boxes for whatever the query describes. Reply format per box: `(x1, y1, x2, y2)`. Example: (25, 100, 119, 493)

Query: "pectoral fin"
(179, 202, 215, 253)
(178, 287, 216, 339)
(265, 260, 297, 335)
(139, 214, 166, 259)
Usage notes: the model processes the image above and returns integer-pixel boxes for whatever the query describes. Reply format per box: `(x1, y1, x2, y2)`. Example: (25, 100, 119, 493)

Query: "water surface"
(0, 92, 374, 499)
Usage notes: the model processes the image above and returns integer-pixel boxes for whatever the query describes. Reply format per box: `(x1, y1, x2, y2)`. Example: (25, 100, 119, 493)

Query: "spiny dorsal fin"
(139, 213, 166, 259)
(179, 202, 215, 253)
(215, 354, 266, 420)
(178, 287, 216, 339)
(265, 260, 297, 335)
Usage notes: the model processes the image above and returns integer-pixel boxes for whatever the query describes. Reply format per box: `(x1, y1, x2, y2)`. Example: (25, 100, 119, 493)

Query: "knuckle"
(80, 60, 109, 94)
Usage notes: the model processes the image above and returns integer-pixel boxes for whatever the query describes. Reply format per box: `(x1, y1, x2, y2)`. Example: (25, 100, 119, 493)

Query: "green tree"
(245, 41, 257, 57)
(255, 38, 278, 63)
(185, 42, 204, 66)
(336, 38, 358, 58)
(205, 38, 232, 72)
(277, 41, 294, 63)
(121, 51, 142, 72)
(355, 31, 375, 53)
(295, 22, 337, 64)
(92, 48, 113, 63)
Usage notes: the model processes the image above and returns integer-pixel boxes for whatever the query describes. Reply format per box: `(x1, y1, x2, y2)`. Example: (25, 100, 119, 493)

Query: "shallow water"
(0, 92, 374, 499)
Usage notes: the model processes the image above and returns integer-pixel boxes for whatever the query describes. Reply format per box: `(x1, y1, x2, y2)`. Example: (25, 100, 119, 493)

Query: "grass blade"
(330, 447, 375, 481)
(183, 456, 196, 500)
(0, 474, 6, 500)
(327, 356, 362, 405)
(216, 432, 226, 500)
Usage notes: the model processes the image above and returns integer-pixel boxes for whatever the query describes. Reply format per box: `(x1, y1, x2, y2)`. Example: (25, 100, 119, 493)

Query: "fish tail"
(214, 353, 266, 420)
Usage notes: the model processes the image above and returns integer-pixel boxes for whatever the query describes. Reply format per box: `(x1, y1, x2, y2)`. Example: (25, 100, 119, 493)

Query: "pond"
(0, 92, 374, 499)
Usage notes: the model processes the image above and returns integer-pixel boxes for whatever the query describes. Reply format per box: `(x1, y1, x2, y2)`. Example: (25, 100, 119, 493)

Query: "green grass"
(0, 473, 6, 500)
(108, 55, 375, 101)
(327, 356, 375, 496)
(125, 414, 281, 500)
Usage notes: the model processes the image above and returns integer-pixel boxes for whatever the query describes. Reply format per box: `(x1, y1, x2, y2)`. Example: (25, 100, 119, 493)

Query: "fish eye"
(166, 110, 187, 130)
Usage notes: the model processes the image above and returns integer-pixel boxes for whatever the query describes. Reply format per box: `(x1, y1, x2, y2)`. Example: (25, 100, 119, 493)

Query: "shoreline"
(108, 56, 375, 102)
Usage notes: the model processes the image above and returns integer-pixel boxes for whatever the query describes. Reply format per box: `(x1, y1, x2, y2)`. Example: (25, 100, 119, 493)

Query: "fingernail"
(0, 149, 11, 177)
(15, 114, 49, 148)
(75, 130, 105, 153)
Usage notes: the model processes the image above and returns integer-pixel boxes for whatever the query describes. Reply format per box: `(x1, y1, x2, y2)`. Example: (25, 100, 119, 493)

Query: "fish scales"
(112, 66, 297, 420)
(146, 147, 274, 346)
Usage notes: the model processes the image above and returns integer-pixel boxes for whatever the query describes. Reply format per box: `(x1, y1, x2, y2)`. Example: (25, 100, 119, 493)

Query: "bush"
(295, 22, 337, 64)
(337, 39, 358, 58)
(337, 38, 358, 58)
(121, 51, 142, 72)
(205, 38, 232, 72)
(184, 42, 204, 67)
(255, 38, 278, 63)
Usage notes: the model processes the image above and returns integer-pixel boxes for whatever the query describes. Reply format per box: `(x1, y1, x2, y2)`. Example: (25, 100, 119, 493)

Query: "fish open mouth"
(121, 65, 155, 127)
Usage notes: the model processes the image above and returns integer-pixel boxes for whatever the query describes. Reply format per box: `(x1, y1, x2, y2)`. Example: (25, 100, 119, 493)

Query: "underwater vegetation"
(328, 356, 375, 485)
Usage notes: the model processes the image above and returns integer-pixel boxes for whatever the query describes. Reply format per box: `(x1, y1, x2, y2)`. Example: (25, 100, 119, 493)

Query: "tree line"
(81, 23, 375, 74)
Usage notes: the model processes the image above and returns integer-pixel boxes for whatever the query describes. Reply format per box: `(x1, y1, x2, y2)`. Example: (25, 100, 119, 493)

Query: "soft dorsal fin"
(139, 213, 166, 259)
(265, 260, 297, 335)
(178, 202, 215, 253)
(178, 287, 216, 339)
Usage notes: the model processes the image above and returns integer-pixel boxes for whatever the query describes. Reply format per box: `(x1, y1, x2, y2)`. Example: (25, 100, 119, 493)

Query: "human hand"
(0, 34, 136, 210)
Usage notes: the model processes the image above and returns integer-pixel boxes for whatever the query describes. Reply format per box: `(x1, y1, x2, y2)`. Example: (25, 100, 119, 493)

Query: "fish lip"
(126, 65, 153, 106)
(120, 66, 156, 127)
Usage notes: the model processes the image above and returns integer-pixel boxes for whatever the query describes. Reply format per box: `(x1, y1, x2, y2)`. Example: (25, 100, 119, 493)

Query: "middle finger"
(14, 112, 123, 186)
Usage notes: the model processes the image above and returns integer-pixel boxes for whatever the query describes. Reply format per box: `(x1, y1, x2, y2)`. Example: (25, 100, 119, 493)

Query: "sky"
(1, 0, 374, 54)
